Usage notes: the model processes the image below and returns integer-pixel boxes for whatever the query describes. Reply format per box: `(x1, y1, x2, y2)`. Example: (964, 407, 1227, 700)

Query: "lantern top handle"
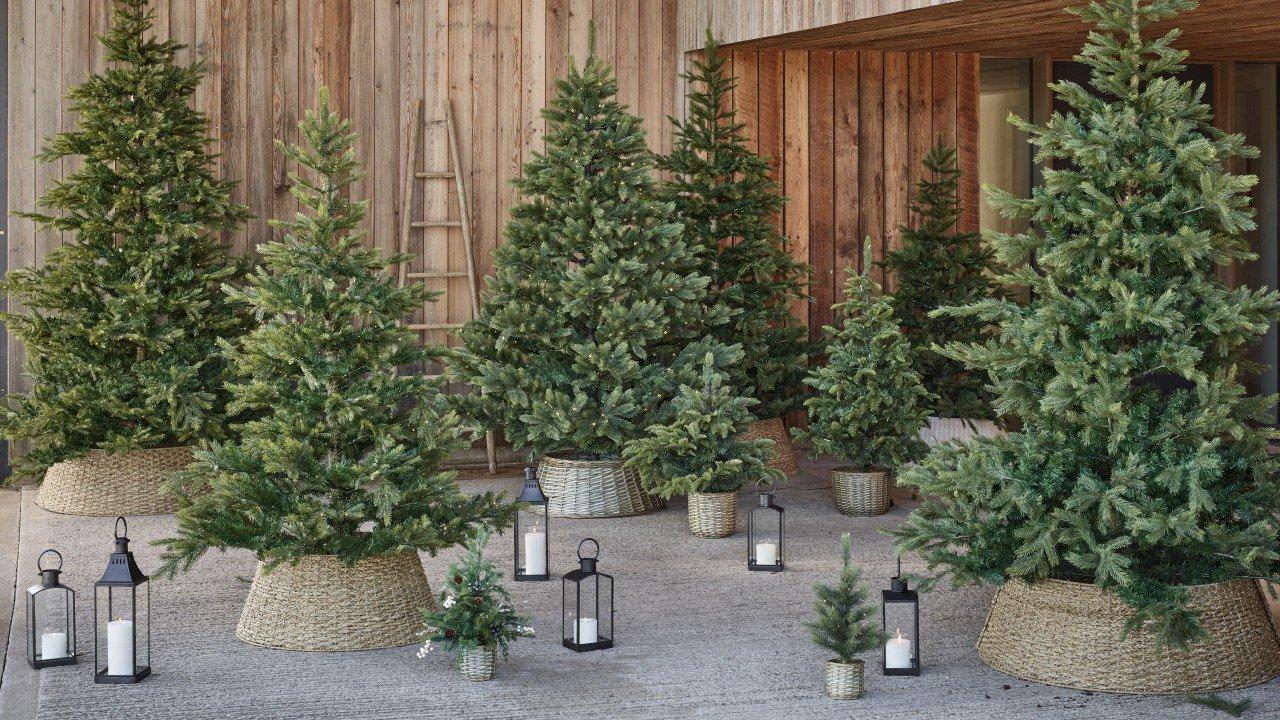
(577, 538, 600, 561)
(37, 549, 63, 573)
(114, 516, 128, 540)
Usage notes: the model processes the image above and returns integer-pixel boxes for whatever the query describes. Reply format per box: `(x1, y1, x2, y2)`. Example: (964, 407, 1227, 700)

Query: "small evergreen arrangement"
(1, 0, 250, 479)
(158, 90, 510, 574)
(793, 240, 931, 470)
(880, 139, 1001, 420)
(450, 26, 722, 458)
(661, 31, 810, 420)
(623, 344, 783, 498)
(418, 531, 533, 660)
(805, 533, 885, 665)
(892, 0, 1280, 648)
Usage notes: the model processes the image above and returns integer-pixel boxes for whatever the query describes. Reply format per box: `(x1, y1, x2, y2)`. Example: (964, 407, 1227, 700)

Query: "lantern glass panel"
(95, 582, 151, 682)
(747, 491, 784, 572)
(514, 503, 550, 581)
(882, 590, 920, 676)
(30, 588, 74, 662)
(562, 572, 613, 649)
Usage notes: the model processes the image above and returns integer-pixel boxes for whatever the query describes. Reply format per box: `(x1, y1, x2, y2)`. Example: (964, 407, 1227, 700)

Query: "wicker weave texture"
(37, 446, 193, 517)
(741, 416, 798, 476)
(687, 491, 738, 538)
(458, 645, 497, 681)
(831, 468, 891, 516)
(977, 578, 1280, 694)
(236, 552, 434, 652)
(538, 454, 663, 518)
(825, 660, 865, 700)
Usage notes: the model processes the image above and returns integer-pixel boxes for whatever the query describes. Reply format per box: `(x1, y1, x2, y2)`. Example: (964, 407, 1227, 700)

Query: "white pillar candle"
(107, 618, 135, 675)
(885, 628, 913, 669)
(574, 617, 598, 645)
(756, 541, 778, 565)
(524, 524, 547, 575)
(40, 631, 68, 660)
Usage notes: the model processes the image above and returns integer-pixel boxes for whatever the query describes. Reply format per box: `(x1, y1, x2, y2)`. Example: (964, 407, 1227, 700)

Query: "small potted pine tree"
(418, 531, 533, 681)
(624, 344, 783, 538)
(805, 533, 885, 700)
(793, 240, 932, 516)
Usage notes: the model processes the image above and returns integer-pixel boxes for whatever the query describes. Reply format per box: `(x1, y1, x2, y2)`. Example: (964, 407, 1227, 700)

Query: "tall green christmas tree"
(449, 28, 722, 458)
(661, 31, 810, 420)
(880, 139, 1001, 420)
(2, 0, 250, 479)
(159, 91, 509, 573)
(893, 0, 1280, 646)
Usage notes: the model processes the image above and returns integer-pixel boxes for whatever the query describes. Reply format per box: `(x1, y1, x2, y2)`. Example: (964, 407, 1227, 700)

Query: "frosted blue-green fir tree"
(449, 27, 723, 458)
(158, 90, 510, 574)
(1, 0, 249, 479)
(892, 0, 1280, 647)
(793, 239, 932, 471)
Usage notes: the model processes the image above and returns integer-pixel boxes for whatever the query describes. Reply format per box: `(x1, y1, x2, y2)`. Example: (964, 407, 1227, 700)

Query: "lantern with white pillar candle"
(881, 557, 920, 676)
(746, 482, 784, 572)
(94, 517, 151, 684)
(561, 539, 613, 652)
(513, 465, 550, 581)
(26, 549, 77, 669)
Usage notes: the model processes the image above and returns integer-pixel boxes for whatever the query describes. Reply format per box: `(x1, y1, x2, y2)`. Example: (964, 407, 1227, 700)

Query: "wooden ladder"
(398, 98, 496, 474)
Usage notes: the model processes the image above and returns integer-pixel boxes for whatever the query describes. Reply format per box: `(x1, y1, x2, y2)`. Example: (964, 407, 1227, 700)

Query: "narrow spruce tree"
(880, 139, 1001, 420)
(450, 28, 722, 458)
(793, 240, 932, 470)
(892, 0, 1280, 647)
(805, 533, 885, 665)
(1, 0, 250, 479)
(661, 31, 810, 420)
(159, 91, 510, 574)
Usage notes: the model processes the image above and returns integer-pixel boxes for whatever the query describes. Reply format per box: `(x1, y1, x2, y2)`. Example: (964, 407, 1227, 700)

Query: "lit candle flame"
(894, 627, 905, 642)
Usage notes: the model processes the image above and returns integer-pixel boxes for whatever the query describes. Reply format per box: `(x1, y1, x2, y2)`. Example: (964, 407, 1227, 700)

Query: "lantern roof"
(97, 518, 149, 587)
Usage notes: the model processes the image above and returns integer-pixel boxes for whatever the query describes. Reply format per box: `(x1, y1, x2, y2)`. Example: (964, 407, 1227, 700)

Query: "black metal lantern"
(514, 465, 550, 581)
(27, 549, 77, 668)
(561, 538, 613, 652)
(747, 482, 784, 572)
(882, 557, 920, 676)
(94, 517, 151, 684)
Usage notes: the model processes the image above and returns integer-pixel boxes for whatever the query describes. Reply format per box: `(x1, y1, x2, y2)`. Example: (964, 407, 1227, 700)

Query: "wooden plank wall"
(726, 48, 980, 338)
(6, 0, 680, 396)
(677, 0, 964, 52)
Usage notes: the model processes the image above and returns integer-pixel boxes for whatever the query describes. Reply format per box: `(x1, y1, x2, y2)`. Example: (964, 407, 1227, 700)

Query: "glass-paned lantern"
(514, 465, 550, 581)
(882, 557, 920, 676)
(27, 549, 76, 668)
(561, 539, 613, 652)
(94, 517, 151, 684)
(747, 483, 784, 572)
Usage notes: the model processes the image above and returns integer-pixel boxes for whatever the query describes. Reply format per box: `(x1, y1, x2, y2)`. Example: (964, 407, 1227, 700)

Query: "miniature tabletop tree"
(805, 533, 886, 665)
(419, 530, 533, 660)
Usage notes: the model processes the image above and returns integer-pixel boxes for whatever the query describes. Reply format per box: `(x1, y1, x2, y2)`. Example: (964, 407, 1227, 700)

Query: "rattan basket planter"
(825, 659, 865, 700)
(37, 446, 193, 516)
(741, 416, 798, 477)
(687, 491, 738, 538)
(236, 551, 434, 652)
(976, 578, 1280, 694)
(831, 468, 891, 516)
(457, 645, 497, 681)
(537, 453, 663, 518)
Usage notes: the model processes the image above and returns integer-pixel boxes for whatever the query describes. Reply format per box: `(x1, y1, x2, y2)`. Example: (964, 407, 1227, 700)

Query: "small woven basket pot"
(537, 453, 663, 518)
(825, 659, 864, 700)
(976, 578, 1280, 693)
(37, 446, 193, 516)
(831, 468, 891, 516)
(687, 491, 738, 538)
(457, 645, 497, 681)
(740, 417, 798, 477)
(236, 551, 434, 652)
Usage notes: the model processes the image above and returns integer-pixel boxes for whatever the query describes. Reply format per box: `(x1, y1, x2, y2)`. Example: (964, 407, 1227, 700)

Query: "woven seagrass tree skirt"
(741, 417, 798, 476)
(537, 453, 663, 518)
(687, 491, 737, 538)
(37, 446, 193, 516)
(977, 578, 1280, 694)
(831, 468, 891, 516)
(236, 552, 434, 652)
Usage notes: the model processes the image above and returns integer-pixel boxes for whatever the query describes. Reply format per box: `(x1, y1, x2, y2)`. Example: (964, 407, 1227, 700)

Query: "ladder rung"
(408, 323, 465, 331)
(411, 221, 462, 228)
(416, 171, 455, 179)
(408, 271, 467, 279)
(421, 373, 444, 380)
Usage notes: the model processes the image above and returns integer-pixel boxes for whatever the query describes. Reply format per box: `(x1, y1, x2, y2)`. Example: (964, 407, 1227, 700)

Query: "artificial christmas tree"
(450, 27, 722, 517)
(805, 533, 884, 700)
(623, 344, 782, 538)
(880, 139, 1001, 422)
(159, 90, 510, 651)
(794, 240, 932, 516)
(662, 32, 810, 476)
(892, 0, 1280, 692)
(2, 0, 249, 515)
